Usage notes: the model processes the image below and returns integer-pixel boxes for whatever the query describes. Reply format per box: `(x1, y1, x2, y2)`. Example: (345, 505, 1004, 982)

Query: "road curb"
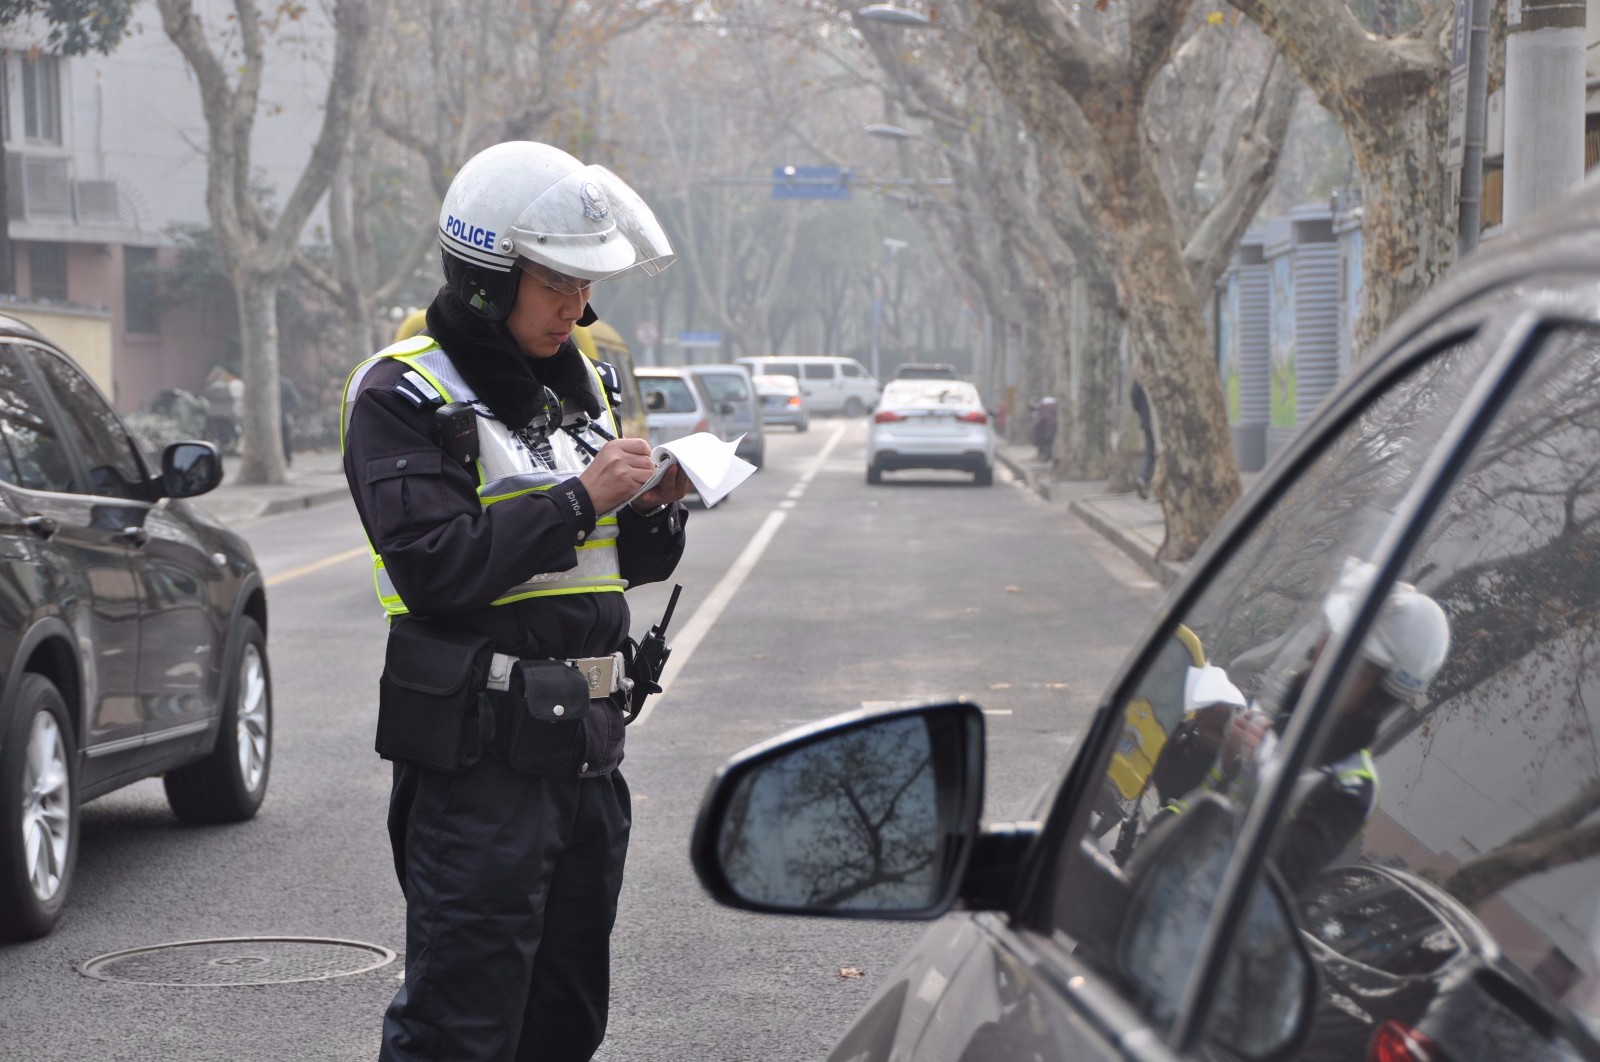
(999, 449, 1183, 589)
(257, 486, 350, 519)
(1067, 497, 1184, 588)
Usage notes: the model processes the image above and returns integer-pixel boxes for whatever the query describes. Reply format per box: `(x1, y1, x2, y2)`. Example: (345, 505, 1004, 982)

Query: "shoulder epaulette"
(393, 369, 444, 409)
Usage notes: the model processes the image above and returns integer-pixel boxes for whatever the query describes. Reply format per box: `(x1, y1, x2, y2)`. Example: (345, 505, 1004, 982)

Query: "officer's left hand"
(631, 464, 691, 513)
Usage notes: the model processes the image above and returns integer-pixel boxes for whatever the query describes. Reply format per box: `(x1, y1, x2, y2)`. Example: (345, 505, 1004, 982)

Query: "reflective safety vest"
(341, 335, 625, 617)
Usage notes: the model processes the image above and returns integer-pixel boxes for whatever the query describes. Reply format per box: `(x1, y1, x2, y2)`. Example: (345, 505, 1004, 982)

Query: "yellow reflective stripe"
(493, 584, 626, 605)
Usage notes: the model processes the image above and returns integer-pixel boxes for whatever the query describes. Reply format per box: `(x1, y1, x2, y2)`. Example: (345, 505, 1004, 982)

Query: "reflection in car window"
(1042, 333, 1495, 1040)
(642, 376, 698, 414)
(29, 347, 146, 500)
(1222, 326, 1600, 1060)
(697, 373, 749, 403)
(0, 344, 77, 493)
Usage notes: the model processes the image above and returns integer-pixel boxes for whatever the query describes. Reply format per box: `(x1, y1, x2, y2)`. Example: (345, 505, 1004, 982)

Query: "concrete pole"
(1503, 0, 1587, 226)
(1458, 0, 1492, 254)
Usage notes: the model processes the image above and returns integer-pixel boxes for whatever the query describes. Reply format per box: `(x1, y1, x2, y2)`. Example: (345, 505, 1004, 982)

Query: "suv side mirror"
(645, 390, 666, 412)
(716, 400, 737, 417)
(1118, 794, 1314, 1060)
(691, 700, 985, 919)
(160, 441, 223, 499)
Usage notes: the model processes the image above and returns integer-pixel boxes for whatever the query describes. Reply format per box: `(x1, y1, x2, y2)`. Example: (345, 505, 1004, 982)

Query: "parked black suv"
(0, 316, 270, 941)
(692, 185, 1600, 1059)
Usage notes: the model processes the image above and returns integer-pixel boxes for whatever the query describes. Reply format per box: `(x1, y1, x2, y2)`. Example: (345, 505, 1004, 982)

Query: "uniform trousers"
(380, 756, 631, 1062)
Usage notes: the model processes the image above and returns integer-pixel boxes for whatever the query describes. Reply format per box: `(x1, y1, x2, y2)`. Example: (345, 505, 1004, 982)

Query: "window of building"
(28, 242, 66, 302)
(124, 247, 159, 333)
(21, 54, 61, 144)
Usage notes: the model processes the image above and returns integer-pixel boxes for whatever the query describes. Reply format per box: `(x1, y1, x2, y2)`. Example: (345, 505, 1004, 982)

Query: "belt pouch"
(376, 621, 493, 772)
(505, 659, 591, 775)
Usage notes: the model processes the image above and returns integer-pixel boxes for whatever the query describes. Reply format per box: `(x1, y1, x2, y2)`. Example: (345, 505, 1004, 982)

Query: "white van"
(734, 356, 881, 416)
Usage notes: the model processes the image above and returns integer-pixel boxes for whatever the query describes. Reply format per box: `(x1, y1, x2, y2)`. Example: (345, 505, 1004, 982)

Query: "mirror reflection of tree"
(719, 718, 940, 910)
(1379, 329, 1600, 916)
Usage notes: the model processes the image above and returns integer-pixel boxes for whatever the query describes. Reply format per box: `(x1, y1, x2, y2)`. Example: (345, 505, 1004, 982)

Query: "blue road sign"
(772, 165, 853, 200)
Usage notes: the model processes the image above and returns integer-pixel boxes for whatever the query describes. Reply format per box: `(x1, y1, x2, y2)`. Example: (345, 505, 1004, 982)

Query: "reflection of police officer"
(341, 141, 689, 1061)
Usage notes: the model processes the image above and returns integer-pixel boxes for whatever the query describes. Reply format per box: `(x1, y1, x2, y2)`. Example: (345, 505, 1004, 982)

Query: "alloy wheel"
(21, 711, 70, 902)
(235, 644, 269, 794)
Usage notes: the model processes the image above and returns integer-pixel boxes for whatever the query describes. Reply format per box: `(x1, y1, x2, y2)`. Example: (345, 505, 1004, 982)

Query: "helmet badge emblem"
(580, 182, 610, 222)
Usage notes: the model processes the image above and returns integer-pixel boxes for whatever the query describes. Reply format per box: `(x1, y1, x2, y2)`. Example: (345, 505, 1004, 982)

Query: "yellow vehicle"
(572, 320, 647, 441)
(391, 309, 647, 440)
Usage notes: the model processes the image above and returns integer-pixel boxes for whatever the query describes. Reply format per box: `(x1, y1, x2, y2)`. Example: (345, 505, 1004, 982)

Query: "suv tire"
(165, 617, 271, 824)
(0, 674, 78, 941)
(843, 397, 865, 418)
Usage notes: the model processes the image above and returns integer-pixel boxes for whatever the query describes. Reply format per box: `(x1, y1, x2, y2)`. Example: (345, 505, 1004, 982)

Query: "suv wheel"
(974, 465, 994, 487)
(0, 674, 78, 941)
(867, 463, 883, 485)
(165, 617, 271, 824)
(843, 397, 865, 418)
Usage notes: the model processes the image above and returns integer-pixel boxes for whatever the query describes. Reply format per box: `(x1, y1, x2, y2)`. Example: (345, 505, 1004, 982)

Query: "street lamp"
(863, 122, 976, 168)
(856, 4, 932, 26)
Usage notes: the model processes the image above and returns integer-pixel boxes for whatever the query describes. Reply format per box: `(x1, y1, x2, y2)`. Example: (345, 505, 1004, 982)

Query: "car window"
(1040, 331, 1497, 1040)
(1211, 325, 1600, 1058)
(765, 362, 799, 379)
(0, 343, 77, 492)
(803, 363, 833, 381)
(641, 376, 698, 414)
(842, 362, 863, 378)
(28, 346, 147, 500)
(697, 373, 750, 403)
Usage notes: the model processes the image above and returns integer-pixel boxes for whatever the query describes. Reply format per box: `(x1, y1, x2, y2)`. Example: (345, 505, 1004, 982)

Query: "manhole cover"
(81, 936, 396, 987)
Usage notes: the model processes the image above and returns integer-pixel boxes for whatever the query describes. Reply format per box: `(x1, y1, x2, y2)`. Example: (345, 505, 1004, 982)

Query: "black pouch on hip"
(375, 621, 493, 772)
(504, 659, 591, 776)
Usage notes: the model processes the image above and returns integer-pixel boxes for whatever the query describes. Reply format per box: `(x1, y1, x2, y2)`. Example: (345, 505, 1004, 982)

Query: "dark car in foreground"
(690, 183, 1600, 1059)
(0, 317, 271, 941)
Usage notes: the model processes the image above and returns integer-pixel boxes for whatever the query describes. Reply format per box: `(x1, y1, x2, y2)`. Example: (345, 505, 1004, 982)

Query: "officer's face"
(505, 268, 593, 358)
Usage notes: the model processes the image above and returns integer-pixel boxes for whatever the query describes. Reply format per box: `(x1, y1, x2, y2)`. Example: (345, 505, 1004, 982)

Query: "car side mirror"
(160, 441, 223, 499)
(645, 390, 666, 412)
(691, 700, 985, 919)
(716, 401, 736, 417)
(1118, 794, 1314, 1060)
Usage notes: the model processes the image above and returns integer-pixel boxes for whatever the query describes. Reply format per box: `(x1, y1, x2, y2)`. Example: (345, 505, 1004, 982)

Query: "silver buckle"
(486, 652, 515, 692)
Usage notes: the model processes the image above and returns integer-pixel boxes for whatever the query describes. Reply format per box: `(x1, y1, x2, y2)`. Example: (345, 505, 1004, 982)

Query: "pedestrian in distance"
(1131, 379, 1155, 500)
(279, 375, 302, 467)
(340, 140, 689, 1062)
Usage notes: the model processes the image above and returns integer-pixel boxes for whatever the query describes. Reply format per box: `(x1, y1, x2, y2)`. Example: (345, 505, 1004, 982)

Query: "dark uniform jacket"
(343, 351, 686, 776)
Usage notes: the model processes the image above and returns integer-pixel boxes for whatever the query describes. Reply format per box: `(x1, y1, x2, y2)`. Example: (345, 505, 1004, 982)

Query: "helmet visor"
(510, 165, 674, 281)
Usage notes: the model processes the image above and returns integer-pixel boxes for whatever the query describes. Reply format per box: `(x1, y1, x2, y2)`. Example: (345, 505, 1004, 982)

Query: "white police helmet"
(1322, 558, 1451, 700)
(437, 141, 674, 321)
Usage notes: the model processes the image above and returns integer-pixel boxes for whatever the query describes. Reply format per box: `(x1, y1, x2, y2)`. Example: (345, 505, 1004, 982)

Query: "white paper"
(626, 431, 756, 510)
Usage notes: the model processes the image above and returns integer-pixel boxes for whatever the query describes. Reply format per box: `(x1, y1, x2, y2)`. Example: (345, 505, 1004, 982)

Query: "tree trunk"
(235, 271, 286, 483)
(1059, 268, 1120, 478)
(1107, 150, 1242, 558)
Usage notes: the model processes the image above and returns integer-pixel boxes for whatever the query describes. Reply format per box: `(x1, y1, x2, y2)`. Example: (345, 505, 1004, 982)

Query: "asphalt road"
(0, 419, 1161, 1061)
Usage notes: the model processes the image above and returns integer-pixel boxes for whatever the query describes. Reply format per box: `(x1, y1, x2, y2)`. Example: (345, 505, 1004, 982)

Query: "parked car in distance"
(690, 182, 1600, 1060)
(685, 363, 764, 469)
(734, 355, 881, 417)
(752, 374, 808, 432)
(636, 366, 712, 450)
(867, 378, 995, 486)
(0, 316, 271, 941)
(894, 362, 960, 380)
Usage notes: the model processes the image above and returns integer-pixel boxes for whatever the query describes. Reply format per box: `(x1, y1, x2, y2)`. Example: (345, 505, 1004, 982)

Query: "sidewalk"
(193, 448, 350, 525)
(996, 444, 1188, 588)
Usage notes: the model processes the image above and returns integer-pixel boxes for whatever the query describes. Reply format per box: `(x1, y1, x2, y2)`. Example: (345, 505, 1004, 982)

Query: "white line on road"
(635, 423, 847, 726)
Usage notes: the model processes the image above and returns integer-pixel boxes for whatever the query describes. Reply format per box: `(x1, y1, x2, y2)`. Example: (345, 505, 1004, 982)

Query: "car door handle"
(120, 526, 149, 547)
(23, 514, 57, 539)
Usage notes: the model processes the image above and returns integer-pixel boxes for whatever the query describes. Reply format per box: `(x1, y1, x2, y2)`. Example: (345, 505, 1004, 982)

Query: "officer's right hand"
(579, 437, 656, 515)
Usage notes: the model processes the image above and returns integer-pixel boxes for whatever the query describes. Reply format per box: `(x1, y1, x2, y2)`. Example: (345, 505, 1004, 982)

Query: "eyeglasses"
(518, 259, 594, 297)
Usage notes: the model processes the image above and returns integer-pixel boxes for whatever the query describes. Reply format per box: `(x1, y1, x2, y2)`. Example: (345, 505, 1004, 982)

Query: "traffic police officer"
(341, 141, 689, 1061)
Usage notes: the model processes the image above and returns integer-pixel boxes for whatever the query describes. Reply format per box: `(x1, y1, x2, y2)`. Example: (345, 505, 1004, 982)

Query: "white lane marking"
(634, 424, 847, 726)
